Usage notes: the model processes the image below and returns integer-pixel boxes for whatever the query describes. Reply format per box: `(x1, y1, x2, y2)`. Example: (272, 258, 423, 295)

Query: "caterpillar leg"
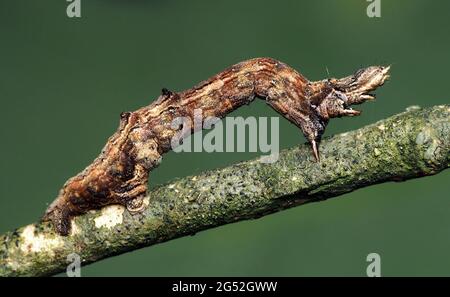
(126, 195, 147, 213)
(43, 206, 72, 236)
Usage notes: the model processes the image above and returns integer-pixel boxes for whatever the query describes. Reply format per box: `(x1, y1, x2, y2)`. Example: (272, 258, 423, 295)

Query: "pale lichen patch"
(142, 196, 150, 208)
(424, 139, 440, 160)
(415, 126, 441, 161)
(5, 258, 20, 271)
(416, 127, 433, 145)
(406, 105, 421, 112)
(70, 221, 81, 236)
(20, 225, 64, 254)
(373, 148, 381, 156)
(94, 205, 125, 229)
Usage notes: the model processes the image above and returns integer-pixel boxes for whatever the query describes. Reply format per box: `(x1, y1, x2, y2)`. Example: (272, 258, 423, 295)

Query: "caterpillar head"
(304, 65, 390, 161)
(317, 66, 390, 119)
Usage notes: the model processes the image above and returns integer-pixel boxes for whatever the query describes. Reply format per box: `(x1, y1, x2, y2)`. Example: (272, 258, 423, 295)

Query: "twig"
(0, 104, 448, 276)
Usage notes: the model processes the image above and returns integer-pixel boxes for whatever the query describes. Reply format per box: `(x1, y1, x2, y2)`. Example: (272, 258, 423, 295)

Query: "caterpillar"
(43, 57, 390, 235)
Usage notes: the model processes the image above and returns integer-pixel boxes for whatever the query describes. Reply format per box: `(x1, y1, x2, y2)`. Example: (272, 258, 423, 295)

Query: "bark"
(0, 104, 448, 277)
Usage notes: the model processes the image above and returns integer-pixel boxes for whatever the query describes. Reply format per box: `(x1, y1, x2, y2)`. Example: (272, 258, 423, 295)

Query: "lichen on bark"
(0, 104, 448, 277)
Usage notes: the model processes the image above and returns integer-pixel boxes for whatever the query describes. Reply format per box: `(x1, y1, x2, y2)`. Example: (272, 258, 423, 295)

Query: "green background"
(1, 0, 449, 276)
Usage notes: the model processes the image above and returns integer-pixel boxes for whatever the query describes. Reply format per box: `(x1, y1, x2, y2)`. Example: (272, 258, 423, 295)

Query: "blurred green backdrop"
(0, 0, 449, 276)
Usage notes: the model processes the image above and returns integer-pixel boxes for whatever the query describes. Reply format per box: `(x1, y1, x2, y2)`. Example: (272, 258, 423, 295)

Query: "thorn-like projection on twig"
(42, 57, 390, 235)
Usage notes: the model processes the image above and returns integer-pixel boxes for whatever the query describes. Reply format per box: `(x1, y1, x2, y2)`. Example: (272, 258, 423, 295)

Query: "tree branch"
(1, 105, 448, 276)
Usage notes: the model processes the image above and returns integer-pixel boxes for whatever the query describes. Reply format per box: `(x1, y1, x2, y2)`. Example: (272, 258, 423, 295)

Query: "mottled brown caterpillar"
(43, 58, 390, 235)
